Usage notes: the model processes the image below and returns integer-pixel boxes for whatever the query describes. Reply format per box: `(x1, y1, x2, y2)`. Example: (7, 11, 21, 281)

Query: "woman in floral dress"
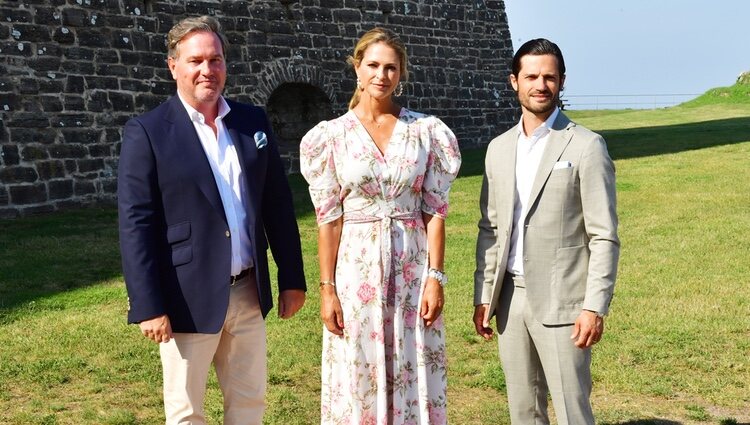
(300, 28, 461, 425)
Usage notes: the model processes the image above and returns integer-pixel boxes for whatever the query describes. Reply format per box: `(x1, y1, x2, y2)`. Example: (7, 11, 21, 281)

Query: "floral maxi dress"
(300, 108, 461, 425)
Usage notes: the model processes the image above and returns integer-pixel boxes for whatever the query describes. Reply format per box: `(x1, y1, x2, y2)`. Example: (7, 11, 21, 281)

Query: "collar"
(516, 107, 560, 139)
(177, 93, 231, 123)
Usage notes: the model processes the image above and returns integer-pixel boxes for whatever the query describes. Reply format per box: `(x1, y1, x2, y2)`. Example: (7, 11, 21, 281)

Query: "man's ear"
(167, 56, 177, 80)
(560, 74, 566, 92)
(509, 74, 518, 92)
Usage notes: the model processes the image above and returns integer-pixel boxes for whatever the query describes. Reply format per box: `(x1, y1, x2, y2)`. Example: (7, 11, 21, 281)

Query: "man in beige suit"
(473, 38, 619, 424)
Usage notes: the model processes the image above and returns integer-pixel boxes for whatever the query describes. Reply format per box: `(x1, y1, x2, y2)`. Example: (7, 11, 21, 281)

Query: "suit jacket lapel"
(498, 127, 519, 217)
(223, 106, 259, 228)
(526, 113, 575, 208)
(165, 97, 227, 221)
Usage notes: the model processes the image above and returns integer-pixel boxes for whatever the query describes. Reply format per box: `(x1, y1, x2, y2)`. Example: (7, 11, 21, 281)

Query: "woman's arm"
(318, 216, 345, 335)
(421, 212, 445, 327)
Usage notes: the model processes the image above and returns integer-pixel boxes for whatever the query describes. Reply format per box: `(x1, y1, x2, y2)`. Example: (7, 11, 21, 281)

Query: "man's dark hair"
(511, 38, 566, 78)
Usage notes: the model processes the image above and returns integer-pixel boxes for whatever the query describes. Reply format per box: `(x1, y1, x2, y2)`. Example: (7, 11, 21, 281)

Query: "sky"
(504, 1, 750, 108)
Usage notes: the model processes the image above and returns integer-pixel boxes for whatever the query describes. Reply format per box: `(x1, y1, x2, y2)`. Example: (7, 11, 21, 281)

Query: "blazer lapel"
(223, 107, 259, 228)
(526, 113, 575, 208)
(498, 127, 519, 218)
(165, 97, 227, 221)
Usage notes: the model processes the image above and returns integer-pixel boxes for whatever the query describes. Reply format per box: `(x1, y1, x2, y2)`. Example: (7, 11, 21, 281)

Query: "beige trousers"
(160, 274, 267, 425)
(496, 273, 594, 425)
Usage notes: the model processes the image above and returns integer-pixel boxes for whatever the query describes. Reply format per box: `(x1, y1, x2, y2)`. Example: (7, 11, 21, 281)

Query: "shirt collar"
(516, 107, 560, 139)
(177, 93, 231, 123)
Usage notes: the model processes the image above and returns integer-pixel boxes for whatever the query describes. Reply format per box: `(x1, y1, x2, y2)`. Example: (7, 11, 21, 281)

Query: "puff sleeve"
(420, 116, 462, 218)
(300, 121, 343, 225)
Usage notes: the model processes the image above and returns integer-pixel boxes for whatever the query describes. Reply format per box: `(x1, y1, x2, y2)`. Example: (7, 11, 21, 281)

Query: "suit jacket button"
(225, 230, 230, 238)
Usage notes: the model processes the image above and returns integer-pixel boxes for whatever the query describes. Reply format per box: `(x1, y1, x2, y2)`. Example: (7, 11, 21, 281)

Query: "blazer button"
(225, 230, 230, 238)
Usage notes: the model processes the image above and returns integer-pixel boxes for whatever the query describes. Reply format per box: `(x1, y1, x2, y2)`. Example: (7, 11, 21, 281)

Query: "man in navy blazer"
(118, 16, 306, 424)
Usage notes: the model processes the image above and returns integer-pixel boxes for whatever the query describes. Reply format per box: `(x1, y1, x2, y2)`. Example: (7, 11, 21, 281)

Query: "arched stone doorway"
(266, 83, 335, 173)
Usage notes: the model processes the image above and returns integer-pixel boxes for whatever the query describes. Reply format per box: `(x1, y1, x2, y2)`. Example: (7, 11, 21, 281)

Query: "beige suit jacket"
(474, 112, 620, 325)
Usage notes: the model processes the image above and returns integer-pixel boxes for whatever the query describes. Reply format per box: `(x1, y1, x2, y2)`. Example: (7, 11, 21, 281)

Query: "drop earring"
(356, 78, 363, 90)
(394, 82, 404, 97)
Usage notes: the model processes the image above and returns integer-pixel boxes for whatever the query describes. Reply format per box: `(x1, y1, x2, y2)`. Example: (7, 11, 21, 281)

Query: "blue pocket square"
(254, 131, 268, 149)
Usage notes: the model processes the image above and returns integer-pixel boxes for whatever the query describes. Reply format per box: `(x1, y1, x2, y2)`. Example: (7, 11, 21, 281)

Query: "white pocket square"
(553, 161, 573, 170)
(254, 131, 268, 149)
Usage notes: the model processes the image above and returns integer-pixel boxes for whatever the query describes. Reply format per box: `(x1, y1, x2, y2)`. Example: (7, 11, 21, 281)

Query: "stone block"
(33, 7, 61, 25)
(40, 96, 64, 112)
(49, 144, 87, 159)
(61, 8, 89, 27)
(61, 60, 95, 75)
(10, 183, 47, 205)
(64, 47, 95, 60)
(36, 160, 67, 180)
(54, 113, 93, 128)
(77, 29, 110, 47)
(88, 144, 112, 157)
(96, 64, 129, 77)
(48, 179, 74, 200)
(21, 145, 50, 161)
(53, 26, 75, 44)
(0, 166, 38, 184)
(76, 158, 104, 173)
(0, 208, 20, 219)
(0, 41, 34, 56)
(1, 8, 33, 23)
(74, 179, 96, 196)
(61, 129, 102, 145)
(9, 128, 57, 145)
(86, 76, 119, 90)
(10, 112, 49, 128)
(22, 203, 55, 215)
(0, 186, 8, 205)
(63, 95, 86, 111)
(38, 79, 64, 94)
(11, 23, 52, 42)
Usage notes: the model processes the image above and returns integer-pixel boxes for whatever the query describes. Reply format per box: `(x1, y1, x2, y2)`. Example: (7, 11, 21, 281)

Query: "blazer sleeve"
(118, 118, 166, 323)
(259, 114, 307, 293)
(474, 145, 500, 306)
(579, 134, 620, 315)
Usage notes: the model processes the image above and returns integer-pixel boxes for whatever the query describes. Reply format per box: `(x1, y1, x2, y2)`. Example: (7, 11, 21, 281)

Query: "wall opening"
(267, 83, 335, 172)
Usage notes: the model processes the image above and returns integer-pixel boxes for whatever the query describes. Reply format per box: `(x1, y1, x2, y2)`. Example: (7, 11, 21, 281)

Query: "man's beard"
(519, 91, 559, 114)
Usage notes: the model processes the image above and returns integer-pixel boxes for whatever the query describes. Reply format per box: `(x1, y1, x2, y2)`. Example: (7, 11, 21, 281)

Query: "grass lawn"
(1, 99, 749, 424)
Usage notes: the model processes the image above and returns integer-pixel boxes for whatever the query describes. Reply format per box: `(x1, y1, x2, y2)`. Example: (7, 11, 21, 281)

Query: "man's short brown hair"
(167, 16, 228, 59)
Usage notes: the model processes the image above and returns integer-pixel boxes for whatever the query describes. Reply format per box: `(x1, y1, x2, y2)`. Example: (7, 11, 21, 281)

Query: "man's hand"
(571, 310, 604, 348)
(139, 314, 173, 343)
(319, 285, 344, 336)
(278, 289, 306, 319)
(473, 304, 494, 340)
(420, 279, 444, 327)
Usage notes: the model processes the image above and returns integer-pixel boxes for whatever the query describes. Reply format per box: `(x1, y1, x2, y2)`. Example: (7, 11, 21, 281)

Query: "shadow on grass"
(455, 115, 750, 179)
(604, 420, 682, 425)
(0, 206, 123, 324)
(0, 174, 317, 324)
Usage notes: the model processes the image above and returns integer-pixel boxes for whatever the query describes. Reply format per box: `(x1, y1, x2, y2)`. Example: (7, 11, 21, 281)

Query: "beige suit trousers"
(497, 273, 594, 425)
(160, 273, 267, 425)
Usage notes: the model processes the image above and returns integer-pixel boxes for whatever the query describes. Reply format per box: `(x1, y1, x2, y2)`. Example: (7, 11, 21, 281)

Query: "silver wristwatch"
(427, 268, 448, 286)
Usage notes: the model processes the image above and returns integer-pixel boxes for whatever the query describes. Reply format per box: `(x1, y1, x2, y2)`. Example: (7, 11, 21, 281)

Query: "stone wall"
(0, 0, 518, 218)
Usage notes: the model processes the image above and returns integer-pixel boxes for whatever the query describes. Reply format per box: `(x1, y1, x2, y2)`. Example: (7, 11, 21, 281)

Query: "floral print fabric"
(300, 108, 461, 425)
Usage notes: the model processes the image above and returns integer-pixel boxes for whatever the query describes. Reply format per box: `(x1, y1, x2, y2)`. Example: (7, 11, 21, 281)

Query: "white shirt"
(178, 94, 253, 275)
(507, 107, 560, 275)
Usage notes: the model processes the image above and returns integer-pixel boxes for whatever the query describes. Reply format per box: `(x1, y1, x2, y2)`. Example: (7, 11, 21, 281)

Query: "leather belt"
(230, 268, 251, 286)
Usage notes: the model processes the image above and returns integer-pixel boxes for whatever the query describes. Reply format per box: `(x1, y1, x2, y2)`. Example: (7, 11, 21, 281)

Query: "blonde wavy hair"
(346, 28, 409, 110)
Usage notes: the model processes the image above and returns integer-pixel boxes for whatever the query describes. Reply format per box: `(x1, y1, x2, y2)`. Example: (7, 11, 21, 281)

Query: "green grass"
(1, 101, 749, 424)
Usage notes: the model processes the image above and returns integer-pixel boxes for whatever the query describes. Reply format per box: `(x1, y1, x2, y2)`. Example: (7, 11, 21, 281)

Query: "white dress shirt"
(178, 94, 253, 276)
(507, 107, 560, 276)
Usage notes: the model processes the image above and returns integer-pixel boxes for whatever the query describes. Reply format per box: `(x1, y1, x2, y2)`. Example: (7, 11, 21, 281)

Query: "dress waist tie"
(343, 210, 423, 296)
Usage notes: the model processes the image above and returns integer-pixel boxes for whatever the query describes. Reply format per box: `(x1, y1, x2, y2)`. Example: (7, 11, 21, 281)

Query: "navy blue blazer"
(118, 96, 306, 333)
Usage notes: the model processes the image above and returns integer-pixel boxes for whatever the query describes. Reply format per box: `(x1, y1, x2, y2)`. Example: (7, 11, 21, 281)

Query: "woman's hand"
(320, 284, 345, 336)
(420, 278, 444, 327)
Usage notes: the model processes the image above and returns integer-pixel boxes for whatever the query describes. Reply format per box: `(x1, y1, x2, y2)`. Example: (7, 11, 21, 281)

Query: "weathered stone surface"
(10, 183, 47, 205)
(0, 0, 516, 217)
